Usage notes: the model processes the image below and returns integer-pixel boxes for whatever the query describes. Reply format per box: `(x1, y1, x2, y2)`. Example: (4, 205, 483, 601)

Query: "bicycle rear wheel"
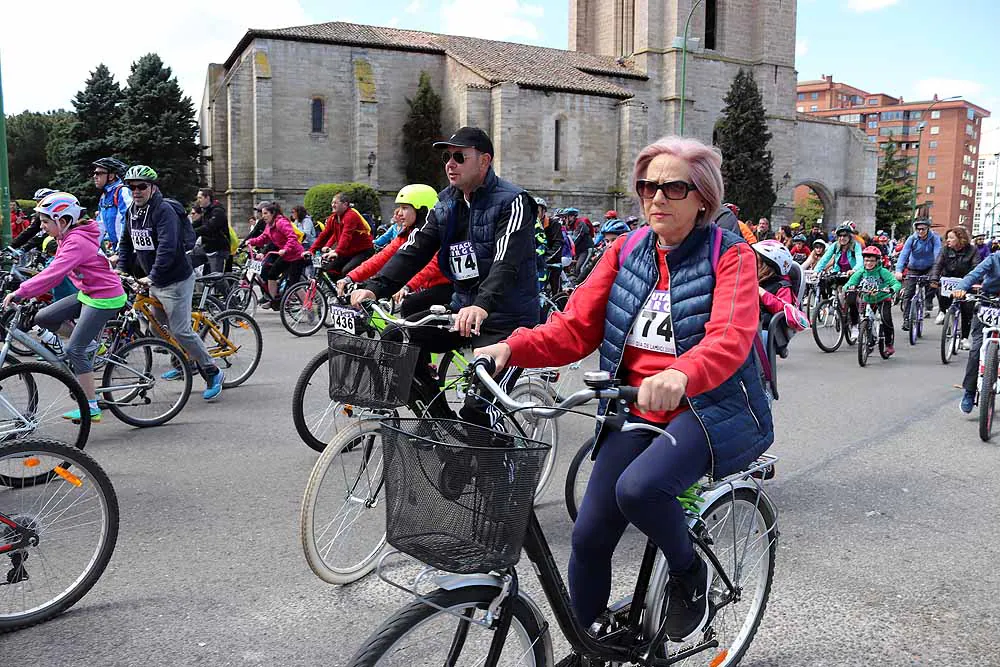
(940, 309, 957, 364)
(347, 586, 547, 667)
(301, 419, 388, 584)
(0, 438, 119, 632)
(281, 280, 328, 337)
(101, 338, 192, 427)
(509, 382, 559, 499)
(979, 343, 997, 442)
(811, 298, 843, 353)
(205, 309, 263, 388)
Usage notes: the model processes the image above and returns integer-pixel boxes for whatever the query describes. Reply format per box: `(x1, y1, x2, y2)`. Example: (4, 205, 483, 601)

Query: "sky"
(1, 0, 997, 154)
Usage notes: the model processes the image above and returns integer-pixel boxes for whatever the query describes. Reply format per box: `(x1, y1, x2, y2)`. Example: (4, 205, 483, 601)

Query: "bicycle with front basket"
(346, 359, 778, 667)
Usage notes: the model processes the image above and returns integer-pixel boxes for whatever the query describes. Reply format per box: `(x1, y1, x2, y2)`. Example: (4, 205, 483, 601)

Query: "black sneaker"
(901, 321, 910, 332)
(664, 556, 712, 642)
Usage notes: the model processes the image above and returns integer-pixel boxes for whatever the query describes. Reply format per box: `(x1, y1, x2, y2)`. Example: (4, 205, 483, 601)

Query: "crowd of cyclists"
(5, 123, 998, 663)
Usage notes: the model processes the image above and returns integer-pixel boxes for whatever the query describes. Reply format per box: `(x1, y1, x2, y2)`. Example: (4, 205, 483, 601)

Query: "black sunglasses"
(442, 150, 472, 165)
(93, 170, 109, 176)
(635, 179, 698, 201)
(130, 182, 151, 192)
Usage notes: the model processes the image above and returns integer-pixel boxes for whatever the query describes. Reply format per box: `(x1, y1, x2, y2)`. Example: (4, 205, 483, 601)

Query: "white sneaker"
(850, 325, 859, 340)
(934, 312, 945, 325)
(961, 338, 971, 350)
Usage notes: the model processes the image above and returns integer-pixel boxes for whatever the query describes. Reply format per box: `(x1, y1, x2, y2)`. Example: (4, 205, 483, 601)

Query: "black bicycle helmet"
(93, 157, 129, 176)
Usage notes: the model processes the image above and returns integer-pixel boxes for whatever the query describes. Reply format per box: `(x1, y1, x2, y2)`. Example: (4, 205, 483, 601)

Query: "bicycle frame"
(131, 293, 242, 365)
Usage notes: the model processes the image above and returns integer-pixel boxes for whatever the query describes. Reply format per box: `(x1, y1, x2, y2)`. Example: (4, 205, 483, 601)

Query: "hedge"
(304, 183, 380, 222)
(15, 200, 36, 213)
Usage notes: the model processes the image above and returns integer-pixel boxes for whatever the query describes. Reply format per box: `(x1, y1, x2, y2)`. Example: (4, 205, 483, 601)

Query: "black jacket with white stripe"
(363, 167, 539, 332)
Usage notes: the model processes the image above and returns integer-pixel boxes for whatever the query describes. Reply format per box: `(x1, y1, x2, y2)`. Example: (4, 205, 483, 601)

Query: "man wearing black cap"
(351, 126, 538, 426)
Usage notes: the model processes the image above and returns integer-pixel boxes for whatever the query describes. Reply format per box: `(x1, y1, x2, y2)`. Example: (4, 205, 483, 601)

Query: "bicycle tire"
(941, 309, 956, 364)
(293, 349, 349, 453)
(565, 436, 596, 522)
(225, 284, 258, 316)
(645, 487, 777, 667)
(205, 309, 262, 388)
(857, 321, 870, 367)
(347, 585, 547, 667)
(980, 343, 997, 442)
(101, 338, 192, 428)
(0, 437, 119, 632)
(908, 297, 920, 346)
(280, 280, 328, 337)
(509, 382, 559, 499)
(878, 324, 891, 360)
(811, 298, 843, 353)
(0, 361, 90, 487)
(301, 419, 388, 585)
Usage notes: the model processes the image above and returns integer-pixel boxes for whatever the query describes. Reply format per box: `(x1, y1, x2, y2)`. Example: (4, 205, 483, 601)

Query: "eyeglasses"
(130, 183, 151, 192)
(635, 179, 698, 201)
(442, 150, 471, 165)
(92, 170, 109, 177)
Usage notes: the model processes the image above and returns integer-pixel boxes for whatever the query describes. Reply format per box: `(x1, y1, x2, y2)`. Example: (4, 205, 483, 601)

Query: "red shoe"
(884, 344, 895, 357)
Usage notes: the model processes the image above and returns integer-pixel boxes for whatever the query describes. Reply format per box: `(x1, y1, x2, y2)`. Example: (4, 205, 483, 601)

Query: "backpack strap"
(619, 225, 651, 264)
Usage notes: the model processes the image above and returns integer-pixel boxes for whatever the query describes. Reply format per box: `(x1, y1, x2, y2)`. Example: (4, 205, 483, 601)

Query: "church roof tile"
(228, 21, 645, 99)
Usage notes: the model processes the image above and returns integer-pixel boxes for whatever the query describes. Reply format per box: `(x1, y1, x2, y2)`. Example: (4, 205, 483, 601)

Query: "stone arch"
(792, 179, 836, 235)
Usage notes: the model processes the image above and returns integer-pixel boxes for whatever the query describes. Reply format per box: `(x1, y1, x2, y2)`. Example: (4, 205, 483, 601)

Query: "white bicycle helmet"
(36, 192, 83, 225)
(33, 188, 57, 201)
(752, 239, 794, 276)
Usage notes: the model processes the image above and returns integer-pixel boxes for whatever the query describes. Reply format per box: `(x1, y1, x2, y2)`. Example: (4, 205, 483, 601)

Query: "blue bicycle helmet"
(601, 219, 630, 235)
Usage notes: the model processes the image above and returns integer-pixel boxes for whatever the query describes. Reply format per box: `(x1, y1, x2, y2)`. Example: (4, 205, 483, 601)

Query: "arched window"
(311, 98, 324, 133)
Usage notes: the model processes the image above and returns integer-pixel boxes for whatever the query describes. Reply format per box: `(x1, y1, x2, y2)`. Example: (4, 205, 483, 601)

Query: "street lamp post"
(909, 95, 960, 232)
(678, 0, 705, 135)
(0, 53, 11, 246)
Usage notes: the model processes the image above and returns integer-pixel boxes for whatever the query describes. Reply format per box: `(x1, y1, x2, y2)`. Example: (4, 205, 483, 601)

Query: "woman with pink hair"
(476, 135, 773, 646)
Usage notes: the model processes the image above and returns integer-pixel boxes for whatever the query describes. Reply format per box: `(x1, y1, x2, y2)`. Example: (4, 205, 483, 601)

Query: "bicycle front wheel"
(347, 585, 548, 667)
(301, 419, 388, 584)
(0, 438, 119, 632)
(811, 298, 843, 353)
(940, 309, 957, 364)
(980, 343, 997, 442)
(281, 280, 328, 337)
(908, 297, 921, 346)
(565, 436, 596, 522)
(205, 309, 263, 388)
(857, 321, 870, 367)
(225, 284, 258, 317)
(101, 338, 192, 427)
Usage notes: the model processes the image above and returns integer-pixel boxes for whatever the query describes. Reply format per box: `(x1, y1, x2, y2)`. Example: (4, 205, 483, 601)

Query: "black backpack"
(163, 198, 197, 252)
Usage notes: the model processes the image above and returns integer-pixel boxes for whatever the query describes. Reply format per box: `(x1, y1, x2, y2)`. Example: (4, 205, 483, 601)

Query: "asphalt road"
(3, 311, 998, 666)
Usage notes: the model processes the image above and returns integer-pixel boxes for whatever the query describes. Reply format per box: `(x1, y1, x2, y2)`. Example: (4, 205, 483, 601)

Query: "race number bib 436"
(625, 290, 675, 355)
(131, 228, 154, 251)
(448, 241, 480, 280)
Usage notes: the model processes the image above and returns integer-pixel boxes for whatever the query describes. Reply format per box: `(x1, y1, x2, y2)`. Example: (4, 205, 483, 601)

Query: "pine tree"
(114, 54, 201, 203)
(715, 69, 776, 222)
(401, 72, 446, 190)
(6, 110, 70, 198)
(875, 141, 915, 238)
(54, 64, 125, 204)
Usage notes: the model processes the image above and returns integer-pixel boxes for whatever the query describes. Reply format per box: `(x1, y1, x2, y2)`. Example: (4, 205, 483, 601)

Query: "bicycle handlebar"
(359, 300, 456, 329)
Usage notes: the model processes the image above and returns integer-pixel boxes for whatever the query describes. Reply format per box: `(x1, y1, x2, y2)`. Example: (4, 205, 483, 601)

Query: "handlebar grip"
(472, 355, 497, 377)
(617, 386, 639, 403)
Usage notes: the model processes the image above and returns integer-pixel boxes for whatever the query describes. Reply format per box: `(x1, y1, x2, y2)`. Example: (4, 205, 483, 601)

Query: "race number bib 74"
(131, 228, 154, 251)
(625, 290, 675, 355)
(448, 241, 480, 280)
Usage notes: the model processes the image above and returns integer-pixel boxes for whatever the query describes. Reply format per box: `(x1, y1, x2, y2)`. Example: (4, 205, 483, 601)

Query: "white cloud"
(0, 0, 309, 115)
(440, 0, 545, 43)
(404, 0, 422, 13)
(912, 78, 985, 101)
(846, 0, 900, 12)
(795, 39, 809, 58)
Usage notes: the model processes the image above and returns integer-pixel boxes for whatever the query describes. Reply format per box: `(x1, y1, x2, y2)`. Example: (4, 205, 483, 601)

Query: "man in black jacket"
(537, 197, 564, 295)
(190, 188, 230, 274)
(350, 126, 537, 426)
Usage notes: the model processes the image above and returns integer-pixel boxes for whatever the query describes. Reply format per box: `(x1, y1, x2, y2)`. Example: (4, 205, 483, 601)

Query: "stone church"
(200, 0, 876, 230)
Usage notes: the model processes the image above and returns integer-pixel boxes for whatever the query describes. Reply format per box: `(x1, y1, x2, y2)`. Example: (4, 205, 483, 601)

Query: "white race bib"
(859, 277, 881, 292)
(625, 290, 675, 355)
(329, 306, 357, 335)
(979, 306, 1000, 329)
(246, 259, 263, 281)
(312, 254, 324, 268)
(131, 228, 154, 251)
(803, 270, 819, 285)
(448, 241, 480, 280)
(939, 277, 962, 298)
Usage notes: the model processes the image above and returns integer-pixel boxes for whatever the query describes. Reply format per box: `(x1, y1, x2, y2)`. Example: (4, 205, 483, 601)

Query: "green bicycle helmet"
(123, 164, 158, 183)
(394, 184, 438, 211)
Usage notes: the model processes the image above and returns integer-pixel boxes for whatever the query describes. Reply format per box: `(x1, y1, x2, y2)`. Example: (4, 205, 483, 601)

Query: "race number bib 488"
(448, 241, 480, 280)
(625, 290, 675, 355)
(131, 228, 154, 251)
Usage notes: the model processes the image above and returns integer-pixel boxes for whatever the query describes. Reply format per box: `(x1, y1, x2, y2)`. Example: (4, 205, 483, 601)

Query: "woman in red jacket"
(247, 202, 306, 308)
(340, 184, 452, 317)
(307, 193, 374, 276)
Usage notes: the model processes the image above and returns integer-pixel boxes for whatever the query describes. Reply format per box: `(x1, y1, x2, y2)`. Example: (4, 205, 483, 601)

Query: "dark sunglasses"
(130, 182, 151, 192)
(442, 150, 472, 165)
(635, 179, 698, 201)
(92, 170, 109, 176)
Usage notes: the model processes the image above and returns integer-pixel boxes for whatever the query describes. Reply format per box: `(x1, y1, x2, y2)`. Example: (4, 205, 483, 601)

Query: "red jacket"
(505, 234, 760, 422)
(248, 215, 304, 261)
(310, 208, 373, 257)
(347, 231, 448, 292)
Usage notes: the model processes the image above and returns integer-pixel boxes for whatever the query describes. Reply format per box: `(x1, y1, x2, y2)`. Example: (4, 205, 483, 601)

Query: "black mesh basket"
(327, 330, 420, 409)
(380, 418, 551, 574)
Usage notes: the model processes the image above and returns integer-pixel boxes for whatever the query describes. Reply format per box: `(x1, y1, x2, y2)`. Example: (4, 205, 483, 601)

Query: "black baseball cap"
(433, 127, 494, 157)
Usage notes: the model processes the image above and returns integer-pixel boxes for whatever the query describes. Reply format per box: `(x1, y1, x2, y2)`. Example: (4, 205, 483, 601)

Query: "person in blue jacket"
(895, 219, 942, 331)
(951, 254, 1000, 413)
(92, 157, 132, 251)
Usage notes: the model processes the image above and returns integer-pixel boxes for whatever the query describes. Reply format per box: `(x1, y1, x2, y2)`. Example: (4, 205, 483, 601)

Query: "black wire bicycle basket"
(379, 418, 551, 574)
(327, 330, 420, 409)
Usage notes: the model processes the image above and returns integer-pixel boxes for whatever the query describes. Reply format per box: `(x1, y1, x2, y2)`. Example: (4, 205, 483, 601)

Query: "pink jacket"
(248, 215, 304, 261)
(16, 221, 125, 301)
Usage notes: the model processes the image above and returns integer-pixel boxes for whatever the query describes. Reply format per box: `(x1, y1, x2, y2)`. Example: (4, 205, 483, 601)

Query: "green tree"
(5, 110, 69, 199)
(54, 64, 125, 203)
(793, 191, 824, 228)
(114, 54, 200, 203)
(715, 69, 776, 222)
(401, 72, 446, 190)
(875, 141, 915, 238)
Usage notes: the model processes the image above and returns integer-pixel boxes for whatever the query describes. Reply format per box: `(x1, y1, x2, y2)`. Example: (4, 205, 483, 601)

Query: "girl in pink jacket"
(3, 193, 126, 423)
(247, 202, 306, 308)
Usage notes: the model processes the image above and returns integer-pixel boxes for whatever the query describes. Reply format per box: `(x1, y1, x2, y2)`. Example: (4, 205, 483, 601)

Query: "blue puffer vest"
(597, 223, 774, 478)
(436, 168, 539, 329)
